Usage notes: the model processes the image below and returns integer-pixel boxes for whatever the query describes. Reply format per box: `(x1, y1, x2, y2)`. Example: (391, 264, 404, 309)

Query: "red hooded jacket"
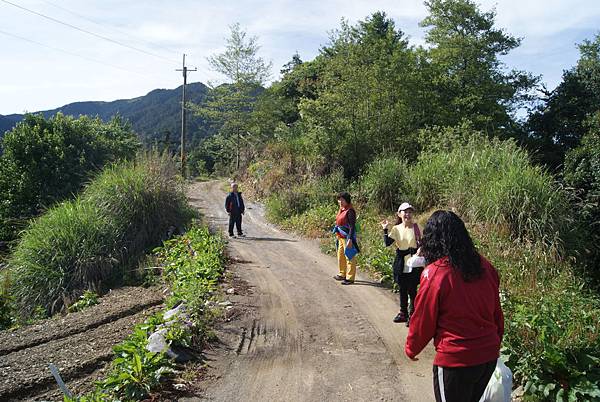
(405, 256, 504, 367)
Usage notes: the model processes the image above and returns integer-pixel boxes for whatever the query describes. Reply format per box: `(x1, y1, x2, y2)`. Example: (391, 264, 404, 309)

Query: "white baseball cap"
(398, 202, 415, 212)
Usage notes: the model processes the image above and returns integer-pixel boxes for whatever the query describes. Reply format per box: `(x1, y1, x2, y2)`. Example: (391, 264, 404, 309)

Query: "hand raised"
(380, 219, 389, 230)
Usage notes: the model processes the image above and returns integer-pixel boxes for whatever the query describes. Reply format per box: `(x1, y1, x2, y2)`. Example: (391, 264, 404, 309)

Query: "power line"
(39, 0, 183, 58)
(0, 0, 179, 65)
(0, 29, 149, 76)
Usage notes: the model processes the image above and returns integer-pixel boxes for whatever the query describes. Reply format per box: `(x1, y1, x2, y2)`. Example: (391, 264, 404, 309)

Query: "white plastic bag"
(480, 358, 513, 402)
(146, 328, 169, 353)
(406, 255, 426, 269)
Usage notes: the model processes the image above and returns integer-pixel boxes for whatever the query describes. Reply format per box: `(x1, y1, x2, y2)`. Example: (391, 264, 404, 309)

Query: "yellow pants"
(337, 238, 356, 281)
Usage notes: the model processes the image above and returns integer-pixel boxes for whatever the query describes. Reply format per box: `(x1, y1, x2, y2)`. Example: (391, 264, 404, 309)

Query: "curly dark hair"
(421, 210, 482, 282)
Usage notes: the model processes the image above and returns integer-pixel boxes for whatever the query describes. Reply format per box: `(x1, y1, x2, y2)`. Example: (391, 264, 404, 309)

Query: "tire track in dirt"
(183, 180, 435, 402)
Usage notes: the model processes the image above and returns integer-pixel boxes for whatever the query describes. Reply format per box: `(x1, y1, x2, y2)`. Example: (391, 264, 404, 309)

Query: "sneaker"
(238, 233, 246, 237)
(393, 312, 408, 323)
(229, 234, 236, 238)
(333, 275, 346, 281)
(341, 279, 354, 285)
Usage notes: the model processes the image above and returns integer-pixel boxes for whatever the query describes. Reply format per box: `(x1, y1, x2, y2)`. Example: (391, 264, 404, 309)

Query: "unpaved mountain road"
(185, 180, 435, 402)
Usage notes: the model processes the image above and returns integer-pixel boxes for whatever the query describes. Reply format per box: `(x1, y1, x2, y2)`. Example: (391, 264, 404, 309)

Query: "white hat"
(398, 202, 414, 212)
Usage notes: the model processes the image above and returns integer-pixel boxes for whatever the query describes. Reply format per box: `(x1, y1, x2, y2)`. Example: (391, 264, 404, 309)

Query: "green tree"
(192, 23, 272, 171)
(297, 12, 422, 177)
(0, 113, 139, 241)
(420, 0, 537, 133)
(563, 112, 600, 279)
(527, 34, 600, 169)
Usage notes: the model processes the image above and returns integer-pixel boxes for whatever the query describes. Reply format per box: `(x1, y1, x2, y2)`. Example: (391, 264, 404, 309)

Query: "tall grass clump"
(7, 153, 194, 320)
(360, 157, 410, 211)
(408, 131, 569, 247)
(265, 169, 346, 224)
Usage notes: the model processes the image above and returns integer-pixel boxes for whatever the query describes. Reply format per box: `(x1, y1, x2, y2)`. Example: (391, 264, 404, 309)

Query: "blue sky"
(1, 0, 599, 115)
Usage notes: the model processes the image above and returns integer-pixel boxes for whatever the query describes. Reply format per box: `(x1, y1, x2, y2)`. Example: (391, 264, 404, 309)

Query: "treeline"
(191, 0, 599, 275)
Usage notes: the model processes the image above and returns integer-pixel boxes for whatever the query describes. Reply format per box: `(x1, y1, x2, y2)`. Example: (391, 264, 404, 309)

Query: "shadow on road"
(236, 236, 297, 242)
(348, 280, 385, 288)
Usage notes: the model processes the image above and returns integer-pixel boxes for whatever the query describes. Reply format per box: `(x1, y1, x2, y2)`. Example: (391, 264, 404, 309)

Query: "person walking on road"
(381, 202, 422, 325)
(332, 192, 359, 285)
(405, 210, 504, 402)
(225, 183, 245, 238)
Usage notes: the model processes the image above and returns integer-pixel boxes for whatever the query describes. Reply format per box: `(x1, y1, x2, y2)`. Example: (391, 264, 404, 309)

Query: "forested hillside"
(0, 82, 212, 147)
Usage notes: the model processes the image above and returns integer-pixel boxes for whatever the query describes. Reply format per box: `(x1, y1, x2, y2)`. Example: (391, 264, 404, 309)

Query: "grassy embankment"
(1, 152, 228, 401)
(0, 154, 193, 325)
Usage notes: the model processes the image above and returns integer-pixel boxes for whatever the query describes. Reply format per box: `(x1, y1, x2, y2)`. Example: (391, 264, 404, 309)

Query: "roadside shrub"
(304, 168, 347, 206)
(265, 192, 310, 223)
(503, 284, 600, 401)
(481, 233, 600, 401)
(0, 113, 139, 242)
(285, 204, 338, 237)
(7, 154, 193, 320)
(156, 225, 225, 318)
(95, 314, 174, 401)
(361, 157, 409, 211)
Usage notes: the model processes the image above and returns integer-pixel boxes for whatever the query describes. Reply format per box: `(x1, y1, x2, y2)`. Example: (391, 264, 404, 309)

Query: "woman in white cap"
(381, 202, 422, 325)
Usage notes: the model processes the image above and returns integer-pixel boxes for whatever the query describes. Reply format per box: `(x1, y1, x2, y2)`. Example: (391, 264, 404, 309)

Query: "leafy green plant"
(98, 317, 174, 401)
(68, 290, 100, 313)
(155, 225, 225, 320)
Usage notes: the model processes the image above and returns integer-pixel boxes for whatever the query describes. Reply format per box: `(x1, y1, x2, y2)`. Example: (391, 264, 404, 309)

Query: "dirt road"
(185, 181, 435, 402)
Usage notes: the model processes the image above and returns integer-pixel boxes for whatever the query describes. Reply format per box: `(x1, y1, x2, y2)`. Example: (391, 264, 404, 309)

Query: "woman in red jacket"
(405, 210, 504, 402)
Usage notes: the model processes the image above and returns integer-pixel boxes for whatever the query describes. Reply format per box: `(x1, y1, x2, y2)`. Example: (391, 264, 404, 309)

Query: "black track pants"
(433, 360, 496, 402)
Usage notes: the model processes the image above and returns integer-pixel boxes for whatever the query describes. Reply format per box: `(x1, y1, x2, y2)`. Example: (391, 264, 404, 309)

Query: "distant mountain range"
(0, 82, 212, 146)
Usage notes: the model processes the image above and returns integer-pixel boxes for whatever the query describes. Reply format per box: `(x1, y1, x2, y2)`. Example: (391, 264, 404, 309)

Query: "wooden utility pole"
(176, 54, 197, 176)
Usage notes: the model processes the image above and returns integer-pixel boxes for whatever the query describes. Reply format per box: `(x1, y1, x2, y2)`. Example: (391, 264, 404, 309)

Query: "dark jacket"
(225, 192, 245, 214)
